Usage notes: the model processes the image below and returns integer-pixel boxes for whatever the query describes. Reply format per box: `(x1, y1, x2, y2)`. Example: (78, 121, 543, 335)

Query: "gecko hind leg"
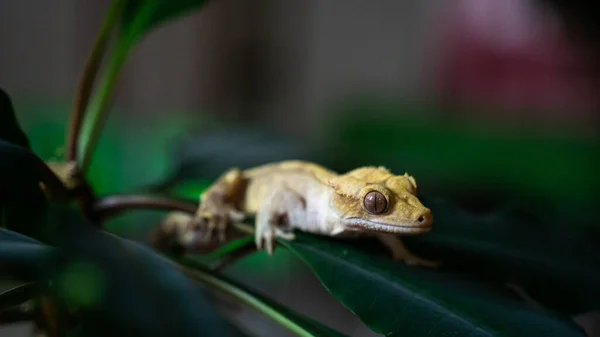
(255, 184, 304, 255)
(196, 168, 247, 242)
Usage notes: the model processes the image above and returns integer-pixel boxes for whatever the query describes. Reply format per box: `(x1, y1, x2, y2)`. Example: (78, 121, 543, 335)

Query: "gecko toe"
(229, 210, 246, 222)
(265, 235, 275, 256)
(255, 232, 263, 250)
(275, 229, 295, 241)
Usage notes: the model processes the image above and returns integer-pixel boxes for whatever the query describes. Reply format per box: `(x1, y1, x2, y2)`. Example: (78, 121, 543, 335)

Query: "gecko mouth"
(344, 218, 432, 234)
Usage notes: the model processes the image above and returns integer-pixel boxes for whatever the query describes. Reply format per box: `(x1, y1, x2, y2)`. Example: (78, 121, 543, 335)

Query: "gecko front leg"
(196, 168, 247, 242)
(376, 233, 442, 268)
(255, 183, 305, 255)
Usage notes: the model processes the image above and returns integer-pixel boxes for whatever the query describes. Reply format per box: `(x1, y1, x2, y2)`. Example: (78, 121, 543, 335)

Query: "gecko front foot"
(197, 205, 246, 242)
(255, 225, 295, 256)
(254, 183, 304, 256)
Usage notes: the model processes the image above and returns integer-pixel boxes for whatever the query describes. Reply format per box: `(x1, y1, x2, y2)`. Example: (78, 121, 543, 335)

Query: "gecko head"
(325, 166, 433, 234)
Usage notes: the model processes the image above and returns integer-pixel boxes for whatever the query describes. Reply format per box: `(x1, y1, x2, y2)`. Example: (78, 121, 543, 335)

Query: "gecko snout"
(415, 208, 433, 227)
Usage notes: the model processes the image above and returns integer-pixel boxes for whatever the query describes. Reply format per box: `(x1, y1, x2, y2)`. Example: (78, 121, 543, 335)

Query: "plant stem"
(91, 194, 197, 220)
(92, 194, 254, 263)
(66, 0, 125, 162)
(77, 33, 131, 174)
(77, 1, 155, 175)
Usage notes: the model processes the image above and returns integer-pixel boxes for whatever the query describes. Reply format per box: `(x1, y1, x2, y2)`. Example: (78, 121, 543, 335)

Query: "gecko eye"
(363, 191, 388, 214)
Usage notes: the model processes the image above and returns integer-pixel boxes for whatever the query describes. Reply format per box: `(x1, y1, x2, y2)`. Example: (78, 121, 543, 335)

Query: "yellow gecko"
(186, 161, 439, 267)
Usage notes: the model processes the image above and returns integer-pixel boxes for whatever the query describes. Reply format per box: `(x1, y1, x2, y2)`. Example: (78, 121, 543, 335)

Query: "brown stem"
(66, 0, 125, 161)
(91, 194, 197, 221)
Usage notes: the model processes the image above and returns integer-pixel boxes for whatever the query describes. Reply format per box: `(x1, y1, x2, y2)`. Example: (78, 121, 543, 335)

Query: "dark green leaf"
(0, 88, 30, 149)
(0, 228, 55, 280)
(151, 126, 314, 193)
(0, 307, 34, 325)
(41, 204, 241, 337)
(121, 0, 211, 44)
(0, 140, 52, 239)
(0, 283, 37, 311)
(0, 227, 43, 245)
(180, 257, 348, 337)
(402, 196, 600, 315)
(279, 233, 586, 337)
(0, 228, 56, 281)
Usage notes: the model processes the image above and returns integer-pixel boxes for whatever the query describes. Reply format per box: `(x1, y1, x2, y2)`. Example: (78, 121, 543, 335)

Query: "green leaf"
(40, 204, 242, 337)
(0, 227, 43, 245)
(279, 233, 586, 337)
(120, 0, 211, 44)
(403, 196, 600, 315)
(0, 283, 36, 311)
(179, 258, 348, 337)
(77, 0, 213, 172)
(0, 228, 56, 281)
(0, 140, 53, 239)
(0, 88, 30, 149)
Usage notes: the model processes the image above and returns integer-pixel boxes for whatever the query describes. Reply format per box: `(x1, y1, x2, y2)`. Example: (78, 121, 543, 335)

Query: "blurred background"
(1, 0, 598, 336)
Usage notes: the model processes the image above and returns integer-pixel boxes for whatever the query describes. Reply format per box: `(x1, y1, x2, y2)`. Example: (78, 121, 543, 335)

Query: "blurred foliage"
(0, 88, 30, 149)
(537, 0, 600, 43)
(7, 92, 600, 337)
(179, 257, 349, 337)
(2, 0, 599, 336)
(0, 208, 246, 337)
(121, 0, 211, 43)
(77, 0, 213, 171)
(154, 125, 314, 188)
(318, 100, 600, 228)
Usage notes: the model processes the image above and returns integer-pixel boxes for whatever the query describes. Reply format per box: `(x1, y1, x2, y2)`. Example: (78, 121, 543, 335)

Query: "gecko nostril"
(416, 209, 433, 226)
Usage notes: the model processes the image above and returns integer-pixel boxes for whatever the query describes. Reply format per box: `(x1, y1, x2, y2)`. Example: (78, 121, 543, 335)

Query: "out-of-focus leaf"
(40, 204, 241, 337)
(0, 227, 44, 245)
(167, 180, 211, 200)
(78, 0, 214, 172)
(180, 258, 348, 337)
(120, 0, 211, 44)
(0, 140, 54, 239)
(537, 0, 600, 41)
(321, 101, 600, 227)
(0, 90, 49, 240)
(402, 196, 600, 315)
(153, 126, 315, 192)
(0, 228, 56, 280)
(0, 88, 30, 149)
(279, 232, 586, 337)
(0, 283, 36, 311)
(0, 307, 34, 325)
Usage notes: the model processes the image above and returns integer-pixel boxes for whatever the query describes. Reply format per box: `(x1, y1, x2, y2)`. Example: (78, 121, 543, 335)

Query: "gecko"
(188, 160, 439, 267)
